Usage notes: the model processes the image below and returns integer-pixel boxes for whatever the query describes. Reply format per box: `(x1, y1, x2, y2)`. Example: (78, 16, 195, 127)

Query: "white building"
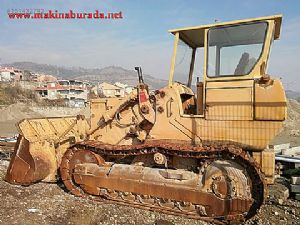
(36, 80, 89, 107)
(96, 82, 123, 97)
(114, 82, 133, 95)
(0, 71, 14, 81)
(0, 67, 29, 81)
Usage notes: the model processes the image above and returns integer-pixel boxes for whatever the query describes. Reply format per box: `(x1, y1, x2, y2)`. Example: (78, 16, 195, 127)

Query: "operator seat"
(234, 52, 250, 75)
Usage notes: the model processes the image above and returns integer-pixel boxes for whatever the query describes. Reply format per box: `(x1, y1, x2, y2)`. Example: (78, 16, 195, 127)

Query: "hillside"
(272, 99, 300, 146)
(3, 62, 167, 89)
(286, 90, 300, 102)
(0, 83, 38, 105)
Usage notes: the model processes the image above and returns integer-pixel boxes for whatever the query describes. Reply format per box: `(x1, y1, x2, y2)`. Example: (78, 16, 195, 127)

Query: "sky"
(1, 0, 300, 91)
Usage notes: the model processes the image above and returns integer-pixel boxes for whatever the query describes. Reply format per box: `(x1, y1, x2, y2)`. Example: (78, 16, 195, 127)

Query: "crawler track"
(60, 140, 265, 224)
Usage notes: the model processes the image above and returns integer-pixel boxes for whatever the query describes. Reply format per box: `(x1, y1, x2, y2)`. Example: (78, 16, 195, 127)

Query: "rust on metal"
(5, 135, 50, 184)
(157, 106, 164, 113)
(159, 90, 166, 98)
(60, 140, 265, 224)
(140, 105, 149, 114)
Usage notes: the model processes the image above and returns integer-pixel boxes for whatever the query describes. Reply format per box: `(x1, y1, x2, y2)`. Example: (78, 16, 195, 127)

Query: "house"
(12, 69, 23, 81)
(114, 82, 133, 95)
(0, 71, 15, 81)
(35, 79, 89, 107)
(0, 67, 15, 81)
(0, 67, 41, 82)
(97, 82, 124, 97)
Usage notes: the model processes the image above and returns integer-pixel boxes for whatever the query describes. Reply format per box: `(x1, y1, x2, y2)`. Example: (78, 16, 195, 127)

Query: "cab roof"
(168, 15, 282, 48)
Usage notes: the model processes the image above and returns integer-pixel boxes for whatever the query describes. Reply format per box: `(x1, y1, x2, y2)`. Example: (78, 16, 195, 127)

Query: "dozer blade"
(5, 135, 50, 184)
(5, 116, 89, 185)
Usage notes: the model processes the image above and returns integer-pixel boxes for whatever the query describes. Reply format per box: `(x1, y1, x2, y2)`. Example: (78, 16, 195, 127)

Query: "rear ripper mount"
(60, 140, 265, 224)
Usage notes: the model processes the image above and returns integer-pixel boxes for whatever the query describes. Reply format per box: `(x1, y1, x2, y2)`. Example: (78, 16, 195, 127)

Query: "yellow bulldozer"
(5, 15, 286, 224)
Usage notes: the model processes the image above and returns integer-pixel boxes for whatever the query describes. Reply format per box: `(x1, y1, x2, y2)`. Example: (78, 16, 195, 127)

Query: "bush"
(38, 98, 67, 107)
(0, 83, 38, 104)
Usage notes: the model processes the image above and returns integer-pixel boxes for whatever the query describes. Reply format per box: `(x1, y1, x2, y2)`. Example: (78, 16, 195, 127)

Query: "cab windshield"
(173, 39, 193, 84)
(172, 22, 268, 85)
(207, 22, 267, 76)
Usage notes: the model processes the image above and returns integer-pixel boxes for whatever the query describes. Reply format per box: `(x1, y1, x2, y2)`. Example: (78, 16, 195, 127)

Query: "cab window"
(207, 22, 267, 76)
(173, 39, 193, 84)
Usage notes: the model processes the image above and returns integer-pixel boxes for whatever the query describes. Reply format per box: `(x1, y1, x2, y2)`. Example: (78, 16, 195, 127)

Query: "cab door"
(205, 80, 253, 120)
(204, 21, 269, 121)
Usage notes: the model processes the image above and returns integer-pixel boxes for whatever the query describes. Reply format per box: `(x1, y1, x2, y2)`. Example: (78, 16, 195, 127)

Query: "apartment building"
(36, 79, 89, 107)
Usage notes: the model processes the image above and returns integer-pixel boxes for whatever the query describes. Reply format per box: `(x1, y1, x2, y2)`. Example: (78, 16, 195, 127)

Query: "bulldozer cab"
(168, 15, 282, 118)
